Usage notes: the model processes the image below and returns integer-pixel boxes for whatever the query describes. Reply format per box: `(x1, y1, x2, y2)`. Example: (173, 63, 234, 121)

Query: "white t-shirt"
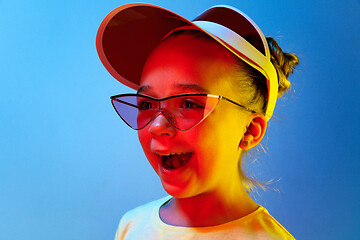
(115, 196, 295, 240)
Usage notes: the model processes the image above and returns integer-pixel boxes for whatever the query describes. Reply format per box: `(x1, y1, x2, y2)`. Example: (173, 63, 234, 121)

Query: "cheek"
(197, 111, 245, 164)
(137, 130, 148, 150)
(192, 123, 222, 173)
(137, 129, 158, 168)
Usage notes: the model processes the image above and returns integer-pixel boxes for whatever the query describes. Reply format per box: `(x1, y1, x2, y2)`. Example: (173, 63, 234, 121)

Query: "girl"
(97, 3, 299, 239)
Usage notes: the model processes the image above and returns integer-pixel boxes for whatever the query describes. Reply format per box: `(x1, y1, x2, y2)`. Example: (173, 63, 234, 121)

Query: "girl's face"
(138, 34, 252, 198)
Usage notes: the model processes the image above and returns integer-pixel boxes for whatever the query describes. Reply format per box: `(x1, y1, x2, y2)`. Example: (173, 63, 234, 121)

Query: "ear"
(240, 114, 267, 150)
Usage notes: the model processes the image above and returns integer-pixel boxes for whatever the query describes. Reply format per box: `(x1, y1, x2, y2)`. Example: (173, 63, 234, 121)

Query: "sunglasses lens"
(111, 95, 154, 130)
(167, 95, 219, 130)
(111, 95, 219, 130)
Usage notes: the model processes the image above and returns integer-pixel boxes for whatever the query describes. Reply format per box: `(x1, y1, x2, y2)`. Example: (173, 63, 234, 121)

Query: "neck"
(159, 182, 258, 227)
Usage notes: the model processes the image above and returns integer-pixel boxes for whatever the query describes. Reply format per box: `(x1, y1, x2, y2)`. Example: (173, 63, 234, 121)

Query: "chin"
(160, 179, 196, 198)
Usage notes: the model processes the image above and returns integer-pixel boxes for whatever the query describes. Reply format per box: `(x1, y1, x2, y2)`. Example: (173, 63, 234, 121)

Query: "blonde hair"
(231, 37, 299, 115)
(233, 37, 299, 192)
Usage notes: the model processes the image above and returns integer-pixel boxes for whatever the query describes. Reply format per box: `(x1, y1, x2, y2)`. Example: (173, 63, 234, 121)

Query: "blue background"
(1, 0, 359, 239)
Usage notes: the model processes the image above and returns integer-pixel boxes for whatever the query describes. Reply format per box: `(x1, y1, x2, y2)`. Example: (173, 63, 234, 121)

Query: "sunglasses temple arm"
(220, 96, 256, 113)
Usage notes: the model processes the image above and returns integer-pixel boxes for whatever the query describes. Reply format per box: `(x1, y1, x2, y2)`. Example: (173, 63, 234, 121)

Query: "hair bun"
(266, 37, 299, 98)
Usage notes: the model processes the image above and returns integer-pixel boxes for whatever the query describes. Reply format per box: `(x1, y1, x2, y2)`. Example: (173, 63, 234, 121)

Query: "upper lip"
(153, 151, 191, 156)
(153, 151, 191, 157)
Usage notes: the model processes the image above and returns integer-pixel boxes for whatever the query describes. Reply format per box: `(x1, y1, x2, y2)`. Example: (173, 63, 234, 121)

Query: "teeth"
(157, 152, 184, 156)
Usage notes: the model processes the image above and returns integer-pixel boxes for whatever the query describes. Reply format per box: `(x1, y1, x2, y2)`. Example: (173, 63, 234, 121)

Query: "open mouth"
(161, 153, 193, 170)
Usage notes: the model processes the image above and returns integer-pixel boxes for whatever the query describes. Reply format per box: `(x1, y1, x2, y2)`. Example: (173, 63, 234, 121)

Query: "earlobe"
(240, 115, 267, 150)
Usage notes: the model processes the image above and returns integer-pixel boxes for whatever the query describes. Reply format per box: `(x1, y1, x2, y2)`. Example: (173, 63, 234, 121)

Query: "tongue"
(171, 156, 182, 169)
(162, 153, 192, 170)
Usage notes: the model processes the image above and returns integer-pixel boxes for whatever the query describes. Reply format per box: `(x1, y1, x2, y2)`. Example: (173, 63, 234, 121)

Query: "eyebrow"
(137, 85, 150, 94)
(137, 84, 209, 94)
(177, 84, 209, 93)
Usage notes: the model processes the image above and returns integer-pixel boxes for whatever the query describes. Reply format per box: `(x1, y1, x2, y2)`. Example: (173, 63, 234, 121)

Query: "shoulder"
(123, 196, 171, 219)
(242, 206, 295, 239)
(114, 196, 171, 240)
(121, 196, 170, 223)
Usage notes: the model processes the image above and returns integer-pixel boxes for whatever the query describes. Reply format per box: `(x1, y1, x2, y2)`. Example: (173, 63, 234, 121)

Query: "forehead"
(140, 34, 237, 96)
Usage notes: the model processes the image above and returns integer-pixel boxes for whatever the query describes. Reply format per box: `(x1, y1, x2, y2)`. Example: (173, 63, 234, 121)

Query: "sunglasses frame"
(110, 93, 257, 131)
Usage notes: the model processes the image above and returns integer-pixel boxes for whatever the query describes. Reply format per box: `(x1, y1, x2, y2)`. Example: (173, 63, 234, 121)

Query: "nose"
(148, 111, 176, 137)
